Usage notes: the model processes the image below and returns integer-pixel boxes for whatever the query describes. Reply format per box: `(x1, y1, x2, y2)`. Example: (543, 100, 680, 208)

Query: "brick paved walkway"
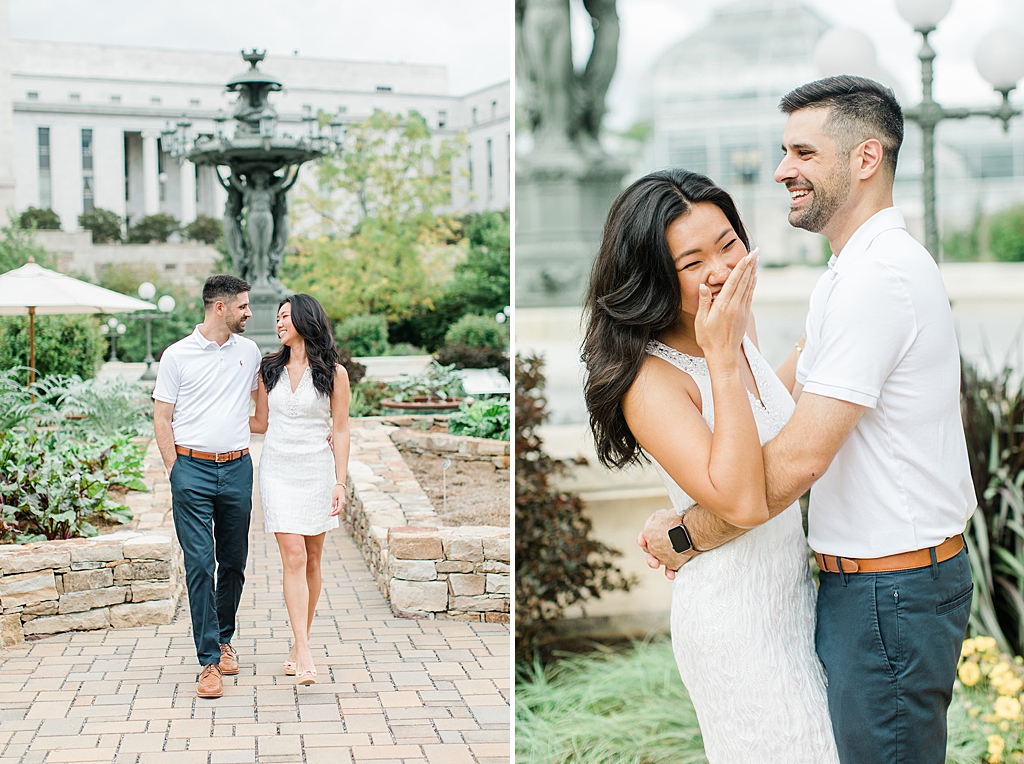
(0, 442, 510, 764)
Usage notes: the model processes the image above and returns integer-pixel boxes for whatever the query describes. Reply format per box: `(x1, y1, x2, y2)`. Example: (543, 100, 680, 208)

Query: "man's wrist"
(680, 513, 701, 554)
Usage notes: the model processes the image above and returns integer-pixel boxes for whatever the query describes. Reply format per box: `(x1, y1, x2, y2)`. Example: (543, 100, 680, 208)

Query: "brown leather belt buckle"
(214, 452, 232, 463)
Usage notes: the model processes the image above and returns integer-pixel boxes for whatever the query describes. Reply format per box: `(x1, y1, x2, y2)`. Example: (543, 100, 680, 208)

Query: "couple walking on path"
(583, 75, 976, 763)
(153, 275, 351, 699)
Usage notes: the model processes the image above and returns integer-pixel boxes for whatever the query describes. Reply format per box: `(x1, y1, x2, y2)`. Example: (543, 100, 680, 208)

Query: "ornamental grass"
(516, 636, 1020, 764)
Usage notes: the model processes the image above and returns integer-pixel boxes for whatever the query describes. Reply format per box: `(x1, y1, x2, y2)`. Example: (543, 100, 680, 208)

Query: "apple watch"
(668, 519, 695, 554)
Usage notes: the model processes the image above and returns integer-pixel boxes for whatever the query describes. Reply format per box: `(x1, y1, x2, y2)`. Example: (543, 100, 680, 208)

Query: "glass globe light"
(814, 28, 878, 78)
(107, 317, 119, 328)
(495, 312, 506, 324)
(158, 295, 176, 313)
(895, 0, 953, 29)
(975, 28, 1024, 91)
(101, 324, 109, 335)
(138, 281, 156, 300)
(117, 324, 126, 335)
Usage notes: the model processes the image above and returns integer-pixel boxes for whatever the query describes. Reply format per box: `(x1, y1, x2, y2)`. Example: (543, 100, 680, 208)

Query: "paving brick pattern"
(0, 458, 511, 763)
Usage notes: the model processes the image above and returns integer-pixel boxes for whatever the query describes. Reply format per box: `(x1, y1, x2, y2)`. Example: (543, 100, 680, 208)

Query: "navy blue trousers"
(169, 454, 252, 666)
(816, 547, 972, 764)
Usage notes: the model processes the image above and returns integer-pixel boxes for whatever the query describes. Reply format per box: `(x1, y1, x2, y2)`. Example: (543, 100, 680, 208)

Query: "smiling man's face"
(774, 107, 852, 236)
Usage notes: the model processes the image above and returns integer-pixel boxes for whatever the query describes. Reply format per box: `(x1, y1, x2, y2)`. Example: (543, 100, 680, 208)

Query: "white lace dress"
(646, 338, 838, 764)
(258, 367, 339, 535)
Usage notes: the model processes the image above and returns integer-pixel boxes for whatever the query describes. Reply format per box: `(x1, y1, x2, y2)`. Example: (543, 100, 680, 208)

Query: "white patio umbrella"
(0, 259, 155, 386)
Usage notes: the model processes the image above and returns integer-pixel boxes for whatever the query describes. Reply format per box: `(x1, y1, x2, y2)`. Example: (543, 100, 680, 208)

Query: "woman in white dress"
(250, 294, 350, 685)
(581, 170, 838, 762)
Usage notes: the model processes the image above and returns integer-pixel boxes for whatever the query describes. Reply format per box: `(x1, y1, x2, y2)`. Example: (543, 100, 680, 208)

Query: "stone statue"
(216, 166, 298, 290)
(516, 0, 619, 156)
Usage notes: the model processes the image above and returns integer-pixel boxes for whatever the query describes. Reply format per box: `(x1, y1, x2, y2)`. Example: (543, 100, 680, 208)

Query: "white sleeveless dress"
(258, 367, 339, 535)
(646, 338, 838, 764)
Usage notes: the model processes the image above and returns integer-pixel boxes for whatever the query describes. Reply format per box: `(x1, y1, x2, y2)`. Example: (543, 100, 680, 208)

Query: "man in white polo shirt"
(640, 76, 976, 763)
(153, 275, 262, 699)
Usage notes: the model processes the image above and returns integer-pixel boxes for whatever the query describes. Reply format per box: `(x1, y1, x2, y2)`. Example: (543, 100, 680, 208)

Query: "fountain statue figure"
(185, 49, 334, 350)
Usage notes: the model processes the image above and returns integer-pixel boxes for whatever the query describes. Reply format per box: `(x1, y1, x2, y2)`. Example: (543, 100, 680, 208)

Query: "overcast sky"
(571, 0, 1024, 130)
(8, 0, 511, 96)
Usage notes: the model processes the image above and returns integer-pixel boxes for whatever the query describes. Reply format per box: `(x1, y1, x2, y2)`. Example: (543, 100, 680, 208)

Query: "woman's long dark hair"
(260, 293, 339, 398)
(582, 169, 749, 469)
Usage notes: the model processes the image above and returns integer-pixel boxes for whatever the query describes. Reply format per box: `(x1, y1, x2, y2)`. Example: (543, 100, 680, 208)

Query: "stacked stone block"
(344, 419, 510, 622)
(0, 441, 184, 646)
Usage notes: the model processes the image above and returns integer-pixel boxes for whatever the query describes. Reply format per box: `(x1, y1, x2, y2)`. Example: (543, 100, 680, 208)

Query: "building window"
(69, 92, 81, 102)
(81, 128, 94, 212)
(189, 98, 200, 107)
(468, 144, 474, 192)
(38, 127, 51, 209)
(110, 94, 121, 104)
(150, 96, 161, 105)
(487, 139, 494, 201)
(472, 107, 478, 124)
(26, 91, 38, 100)
(491, 100, 498, 118)
(438, 110, 447, 129)
(376, 85, 392, 92)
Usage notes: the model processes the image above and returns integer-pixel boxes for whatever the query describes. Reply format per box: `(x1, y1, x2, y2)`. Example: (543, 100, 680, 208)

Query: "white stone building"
(641, 0, 1024, 264)
(4, 36, 509, 232)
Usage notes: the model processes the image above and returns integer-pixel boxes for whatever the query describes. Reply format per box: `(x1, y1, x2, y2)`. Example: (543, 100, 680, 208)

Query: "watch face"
(668, 523, 692, 554)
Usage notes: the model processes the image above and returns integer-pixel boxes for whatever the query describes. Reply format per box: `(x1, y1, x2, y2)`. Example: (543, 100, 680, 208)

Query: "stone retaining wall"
(0, 441, 184, 646)
(344, 419, 510, 622)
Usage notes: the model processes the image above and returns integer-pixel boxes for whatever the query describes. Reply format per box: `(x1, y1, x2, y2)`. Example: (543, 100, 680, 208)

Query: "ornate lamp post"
(895, 0, 1024, 260)
(101, 318, 127, 362)
(161, 49, 345, 351)
(134, 281, 176, 381)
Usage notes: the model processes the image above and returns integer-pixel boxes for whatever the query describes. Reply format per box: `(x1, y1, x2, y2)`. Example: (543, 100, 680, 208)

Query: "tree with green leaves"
(0, 217, 52, 273)
(285, 110, 467, 325)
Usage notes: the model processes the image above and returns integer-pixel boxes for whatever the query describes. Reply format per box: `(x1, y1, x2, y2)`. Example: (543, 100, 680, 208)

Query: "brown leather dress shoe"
(219, 643, 239, 675)
(197, 664, 222, 698)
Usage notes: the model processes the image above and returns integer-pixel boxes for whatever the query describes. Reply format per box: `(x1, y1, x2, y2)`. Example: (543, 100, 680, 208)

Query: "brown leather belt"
(814, 535, 964, 574)
(175, 445, 249, 463)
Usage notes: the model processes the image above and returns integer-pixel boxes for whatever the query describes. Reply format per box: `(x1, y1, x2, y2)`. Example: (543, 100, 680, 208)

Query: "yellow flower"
(991, 662, 1012, 680)
(994, 696, 1021, 720)
(960, 661, 982, 686)
(970, 707, 981, 717)
(999, 720, 1011, 732)
(995, 676, 1023, 697)
(977, 637, 999, 653)
(964, 639, 978, 658)
(990, 734, 1006, 763)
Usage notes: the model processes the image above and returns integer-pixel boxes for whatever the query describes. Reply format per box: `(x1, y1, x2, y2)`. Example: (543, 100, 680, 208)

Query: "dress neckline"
(285, 365, 310, 394)
(646, 338, 766, 409)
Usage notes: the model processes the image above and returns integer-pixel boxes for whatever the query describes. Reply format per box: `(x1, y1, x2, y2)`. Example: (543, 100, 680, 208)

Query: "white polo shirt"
(152, 326, 262, 453)
(795, 207, 976, 558)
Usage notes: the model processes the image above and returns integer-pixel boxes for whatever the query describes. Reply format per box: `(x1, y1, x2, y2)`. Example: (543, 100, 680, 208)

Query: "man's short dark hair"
(202, 274, 251, 310)
(780, 75, 904, 179)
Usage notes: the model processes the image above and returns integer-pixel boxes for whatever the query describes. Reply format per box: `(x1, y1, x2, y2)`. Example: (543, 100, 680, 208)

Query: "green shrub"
(961, 357, 1024, 654)
(389, 361, 464, 402)
(385, 342, 424, 356)
(349, 380, 393, 417)
(448, 397, 509, 440)
(339, 348, 367, 386)
(435, 342, 509, 378)
(127, 213, 179, 244)
(989, 206, 1024, 262)
(444, 313, 507, 350)
(516, 355, 634, 662)
(0, 217, 52, 273)
(78, 208, 123, 244)
(0, 430, 140, 543)
(184, 215, 223, 245)
(19, 207, 61, 231)
(335, 314, 390, 357)
(0, 315, 105, 382)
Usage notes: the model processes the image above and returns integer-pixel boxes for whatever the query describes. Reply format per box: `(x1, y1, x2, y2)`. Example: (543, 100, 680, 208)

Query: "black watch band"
(668, 520, 694, 554)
